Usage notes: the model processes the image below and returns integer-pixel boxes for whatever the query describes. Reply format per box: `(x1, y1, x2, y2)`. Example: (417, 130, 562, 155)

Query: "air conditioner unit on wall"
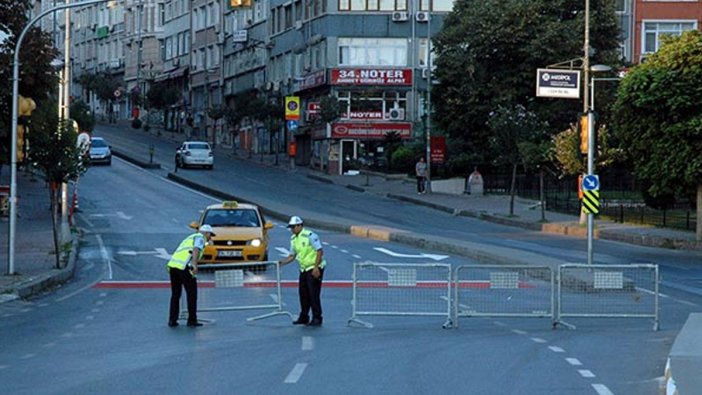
(294, 20, 303, 30)
(392, 12, 409, 22)
(422, 68, 430, 79)
(416, 11, 430, 23)
(387, 108, 405, 121)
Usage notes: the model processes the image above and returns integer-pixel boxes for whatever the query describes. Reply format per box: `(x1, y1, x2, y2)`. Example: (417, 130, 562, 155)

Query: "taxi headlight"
(249, 238, 262, 247)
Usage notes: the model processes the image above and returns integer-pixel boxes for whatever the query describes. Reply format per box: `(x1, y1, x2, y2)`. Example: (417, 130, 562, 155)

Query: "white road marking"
(20, 308, 31, 313)
(86, 315, 94, 320)
(331, 245, 339, 249)
(512, 329, 527, 335)
(322, 242, 330, 246)
(373, 247, 449, 261)
(42, 342, 56, 348)
(531, 337, 547, 343)
(96, 234, 112, 280)
(340, 249, 348, 253)
(284, 363, 308, 383)
(579, 370, 595, 378)
(77, 212, 94, 228)
(352, 254, 361, 259)
(38, 303, 49, 307)
(91, 308, 100, 313)
(74, 323, 85, 329)
(591, 384, 614, 395)
(95, 300, 104, 306)
(566, 358, 582, 366)
(269, 294, 280, 303)
(548, 346, 564, 353)
(20, 353, 36, 359)
(100, 292, 107, 297)
(60, 332, 73, 338)
(276, 247, 290, 256)
(302, 336, 314, 351)
(0, 365, 7, 370)
(493, 321, 507, 327)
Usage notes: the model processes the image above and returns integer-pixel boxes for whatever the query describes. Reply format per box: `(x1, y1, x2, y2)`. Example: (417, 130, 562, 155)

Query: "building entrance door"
(340, 139, 357, 174)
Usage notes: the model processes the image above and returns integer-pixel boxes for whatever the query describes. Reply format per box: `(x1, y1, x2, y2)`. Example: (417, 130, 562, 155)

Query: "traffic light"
(579, 114, 589, 154)
(17, 96, 36, 163)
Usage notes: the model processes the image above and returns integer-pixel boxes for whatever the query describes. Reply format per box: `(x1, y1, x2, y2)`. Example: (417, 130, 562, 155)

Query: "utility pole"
(424, 9, 432, 194)
(584, 0, 593, 265)
(8, 0, 115, 274)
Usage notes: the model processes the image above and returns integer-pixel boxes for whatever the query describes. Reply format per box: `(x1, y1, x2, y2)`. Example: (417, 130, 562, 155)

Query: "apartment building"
(634, 0, 702, 63)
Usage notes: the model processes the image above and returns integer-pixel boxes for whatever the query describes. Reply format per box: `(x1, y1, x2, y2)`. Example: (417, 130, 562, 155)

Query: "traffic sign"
(285, 96, 300, 120)
(582, 175, 599, 191)
(582, 190, 600, 215)
(287, 120, 298, 131)
(114, 89, 121, 98)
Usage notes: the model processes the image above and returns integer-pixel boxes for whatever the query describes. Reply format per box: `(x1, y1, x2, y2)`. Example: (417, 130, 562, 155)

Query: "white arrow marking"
(276, 247, 291, 256)
(116, 248, 171, 260)
(154, 248, 172, 260)
(373, 247, 448, 261)
(89, 212, 133, 220)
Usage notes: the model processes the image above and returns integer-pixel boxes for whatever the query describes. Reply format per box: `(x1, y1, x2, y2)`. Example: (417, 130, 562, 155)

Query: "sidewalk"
(0, 170, 78, 303)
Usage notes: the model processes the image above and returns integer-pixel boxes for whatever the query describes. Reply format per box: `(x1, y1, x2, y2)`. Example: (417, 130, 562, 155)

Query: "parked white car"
(175, 141, 214, 169)
(89, 137, 112, 166)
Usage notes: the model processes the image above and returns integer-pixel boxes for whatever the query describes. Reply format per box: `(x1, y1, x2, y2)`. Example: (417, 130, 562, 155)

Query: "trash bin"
(467, 168, 483, 196)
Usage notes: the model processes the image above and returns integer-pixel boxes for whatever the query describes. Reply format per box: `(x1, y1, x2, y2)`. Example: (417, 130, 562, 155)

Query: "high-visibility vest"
(167, 233, 204, 271)
(291, 229, 326, 272)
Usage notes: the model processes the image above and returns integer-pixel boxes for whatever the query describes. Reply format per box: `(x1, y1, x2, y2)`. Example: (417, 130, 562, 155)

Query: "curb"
(10, 233, 81, 300)
(112, 149, 161, 169)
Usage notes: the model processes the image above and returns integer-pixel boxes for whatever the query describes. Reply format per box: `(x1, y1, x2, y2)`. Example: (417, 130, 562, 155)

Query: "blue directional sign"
(582, 174, 600, 191)
(287, 120, 298, 131)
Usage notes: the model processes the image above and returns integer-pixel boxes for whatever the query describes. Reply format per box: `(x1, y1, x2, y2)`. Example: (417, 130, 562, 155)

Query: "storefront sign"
(295, 70, 327, 92)
(331, 68, 412, 86)
(331, 122, 412, 139)
(536, 68, 580, 99)
(347, 111, 384, 120)
(306, 102, 320, 121)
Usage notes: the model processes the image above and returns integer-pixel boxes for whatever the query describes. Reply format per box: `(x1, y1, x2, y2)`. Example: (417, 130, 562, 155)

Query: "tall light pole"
(8, 0, 117, 275)
(424, 11, 432, 193)
(586, 64, 614, 266)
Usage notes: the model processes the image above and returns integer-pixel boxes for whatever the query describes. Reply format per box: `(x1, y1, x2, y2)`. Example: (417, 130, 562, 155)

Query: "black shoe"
(168, 321, 179, 327)
(292, 317, 309, 325)
(187, 321, 203, 327)
(307, 319, 322, 327)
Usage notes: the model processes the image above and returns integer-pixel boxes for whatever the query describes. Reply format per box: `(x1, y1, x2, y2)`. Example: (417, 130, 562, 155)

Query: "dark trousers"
(298, 268, 324, 321)
(416, 176, 426, 193)
(169, 268, 197, 324)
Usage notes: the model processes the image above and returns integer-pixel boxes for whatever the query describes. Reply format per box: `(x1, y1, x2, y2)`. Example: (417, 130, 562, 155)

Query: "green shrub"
(391, 146, 416, 173)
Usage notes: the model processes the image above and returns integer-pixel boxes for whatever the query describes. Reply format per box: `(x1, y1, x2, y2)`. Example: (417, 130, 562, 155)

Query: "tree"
(486, 104, 547, 216)
(70, 99, 95, 133)
(28, 98, 88, 269)
(612, 30, 702, 240)
(432, 0, 620, 164)
(0, 0, 59, 165)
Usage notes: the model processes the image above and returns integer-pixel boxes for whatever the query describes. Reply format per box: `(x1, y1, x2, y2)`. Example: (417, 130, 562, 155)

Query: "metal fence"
(348, 262, 453, 329)
(453, 265, 555, 328)
(556, 263, 659, 331)
(182, 261, 294, 323)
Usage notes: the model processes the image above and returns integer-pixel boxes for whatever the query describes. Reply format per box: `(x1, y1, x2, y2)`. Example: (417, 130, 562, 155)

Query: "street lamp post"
(585, 64, 613, 265)
(7, 0, 118, 275)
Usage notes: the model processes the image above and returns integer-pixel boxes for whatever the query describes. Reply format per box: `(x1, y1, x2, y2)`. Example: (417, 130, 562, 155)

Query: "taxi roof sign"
(222, 201, 239, 208)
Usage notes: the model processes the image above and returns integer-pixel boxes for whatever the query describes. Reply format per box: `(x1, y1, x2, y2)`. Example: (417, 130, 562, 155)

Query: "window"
(339, 38, 408, 67)
(642, 21, 696, 54)
(337, 90, 408, 119)
(341, 0, 407, 11)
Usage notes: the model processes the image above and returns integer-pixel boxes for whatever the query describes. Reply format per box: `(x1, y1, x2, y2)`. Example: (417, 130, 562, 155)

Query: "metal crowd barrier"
(453, 265, 555, 328)
(181, 261, 294, 323)
(348, 262, 453, 329)
(556, 263, 659, 331)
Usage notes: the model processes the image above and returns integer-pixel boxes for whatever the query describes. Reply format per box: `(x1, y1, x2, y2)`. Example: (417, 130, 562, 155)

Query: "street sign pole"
(587, 111, 595, 265)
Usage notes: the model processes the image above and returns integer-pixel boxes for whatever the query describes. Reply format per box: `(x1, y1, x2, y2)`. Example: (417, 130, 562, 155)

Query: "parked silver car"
(89, 137, 112, 166)
(175, 141, 214, 169)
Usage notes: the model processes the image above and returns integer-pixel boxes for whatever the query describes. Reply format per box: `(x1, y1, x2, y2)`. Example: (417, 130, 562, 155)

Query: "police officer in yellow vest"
(166, 224, 215, 327)
(279, 216, 326, 326)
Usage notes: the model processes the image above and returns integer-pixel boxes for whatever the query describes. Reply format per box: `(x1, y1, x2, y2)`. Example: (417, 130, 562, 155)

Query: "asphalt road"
(0, 150, 698, 394)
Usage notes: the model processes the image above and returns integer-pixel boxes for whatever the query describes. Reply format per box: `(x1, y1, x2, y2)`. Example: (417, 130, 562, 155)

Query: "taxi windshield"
(204, 209, 260, 227)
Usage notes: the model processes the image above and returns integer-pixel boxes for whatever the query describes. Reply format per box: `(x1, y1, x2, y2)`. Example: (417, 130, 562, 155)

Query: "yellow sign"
(285, 96, 300, 121)
(582, 190, 600, 215)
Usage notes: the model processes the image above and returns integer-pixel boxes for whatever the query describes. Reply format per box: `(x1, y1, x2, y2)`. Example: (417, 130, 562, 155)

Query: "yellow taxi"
(190, 201, 273, 264)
